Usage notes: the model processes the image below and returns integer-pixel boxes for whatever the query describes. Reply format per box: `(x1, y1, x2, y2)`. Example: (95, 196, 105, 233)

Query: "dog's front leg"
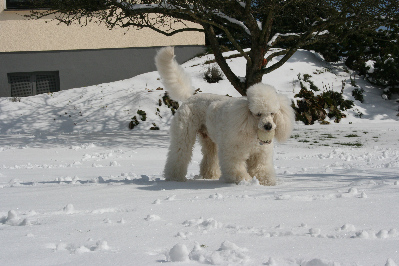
(198, 133, 221, 180)
(218, 148, 252, 184)
(247, 147, 276, 186)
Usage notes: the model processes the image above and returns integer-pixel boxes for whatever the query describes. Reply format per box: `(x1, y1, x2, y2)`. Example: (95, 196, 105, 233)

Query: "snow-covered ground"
(0, 49, 398, 265)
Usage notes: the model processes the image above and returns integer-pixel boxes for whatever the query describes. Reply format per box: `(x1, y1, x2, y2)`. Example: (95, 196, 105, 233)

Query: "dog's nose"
(264, 123, 273, 131)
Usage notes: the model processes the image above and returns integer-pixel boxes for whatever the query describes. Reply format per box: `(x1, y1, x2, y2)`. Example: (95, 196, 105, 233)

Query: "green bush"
(352, 87, 365, 103)
(204, 65, 223, 83)
(312, 27, 399, 98)
(150, 123, 160, 130)
(292, 75, 354, 125)
(129, 116, 140, 130)
(137, 110, 147, 121)
(162, 92, 179, 115)
(368, 53, 399, 97)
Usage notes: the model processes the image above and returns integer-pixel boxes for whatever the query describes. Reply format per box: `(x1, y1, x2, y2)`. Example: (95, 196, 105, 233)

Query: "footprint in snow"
(175, 231, 193, 239)
(109, 161, 120, 167)
(209, 193, 223, 199)
(0, 210, 29, 226)
(48, 240, 110, 254)
(153, 199, 161, 204)
(167, 241, 249, 264)
(385, 258, 398, 266)
(63, 204, 76, 214)
(182, 217, 222, 231)
(165, 195, 176, 201)
(340, 223, 356, 232)
(145, 214, 160, 221)
(309, 228, 321, 237)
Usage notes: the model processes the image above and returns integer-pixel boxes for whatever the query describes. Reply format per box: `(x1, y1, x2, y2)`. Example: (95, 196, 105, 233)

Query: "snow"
(214, 11, 251, 35)
(366, 60, 376, 73)
(0, 49, 398, 265)
(267, 33, 300, 46)
(168, 243, 190, 262)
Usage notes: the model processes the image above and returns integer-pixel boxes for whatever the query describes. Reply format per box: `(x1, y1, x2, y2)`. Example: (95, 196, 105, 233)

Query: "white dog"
(155, 47, 294, 185)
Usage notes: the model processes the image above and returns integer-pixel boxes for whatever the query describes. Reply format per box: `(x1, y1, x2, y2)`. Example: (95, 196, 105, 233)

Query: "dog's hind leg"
(164, 105, 197, 182)
(198, 126, 221, 180)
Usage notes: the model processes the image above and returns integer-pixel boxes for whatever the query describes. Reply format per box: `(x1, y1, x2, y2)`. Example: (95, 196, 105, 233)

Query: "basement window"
(6, 0, 50, 10)
(8, 71, 60, 97)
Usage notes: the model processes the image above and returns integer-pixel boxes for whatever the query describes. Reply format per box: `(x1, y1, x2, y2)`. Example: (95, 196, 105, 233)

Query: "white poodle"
(155, 47, 295, 185)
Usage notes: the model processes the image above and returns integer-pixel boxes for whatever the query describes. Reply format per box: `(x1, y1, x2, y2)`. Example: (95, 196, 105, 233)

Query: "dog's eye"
(256, 113, 262, 117)
(271, 113, 275, 116)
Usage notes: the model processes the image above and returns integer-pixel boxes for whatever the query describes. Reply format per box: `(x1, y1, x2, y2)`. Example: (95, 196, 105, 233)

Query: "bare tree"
(31, 0, 398, 95)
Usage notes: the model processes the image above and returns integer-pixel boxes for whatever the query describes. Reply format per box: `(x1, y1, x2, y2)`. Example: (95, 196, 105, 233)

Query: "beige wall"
(0, 8, 204, 52)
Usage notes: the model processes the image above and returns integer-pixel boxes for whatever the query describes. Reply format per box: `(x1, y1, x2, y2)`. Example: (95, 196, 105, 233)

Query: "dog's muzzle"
(259, 139, 272, 145)
(257, 129, 274, 145)
(264, 123, 273, 131)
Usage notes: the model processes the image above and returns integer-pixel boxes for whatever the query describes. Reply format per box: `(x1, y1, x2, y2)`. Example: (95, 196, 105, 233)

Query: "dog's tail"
(155, 46, 194, 102)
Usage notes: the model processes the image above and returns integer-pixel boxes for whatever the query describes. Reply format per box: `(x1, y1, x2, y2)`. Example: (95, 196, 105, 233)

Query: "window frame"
(8, 71, 60, 97)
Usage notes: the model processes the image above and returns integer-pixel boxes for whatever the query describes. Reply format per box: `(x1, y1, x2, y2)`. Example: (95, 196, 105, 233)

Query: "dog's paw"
(220, 173, 252, 185)
(258, 178, 276, 186)
(165, 177, 187, 182)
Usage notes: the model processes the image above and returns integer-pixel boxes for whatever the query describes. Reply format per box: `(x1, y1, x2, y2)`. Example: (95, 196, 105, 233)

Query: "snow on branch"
(117, 1, 175, 11)
(213, 11, 251, 35)
(267, 33, 300, 46)
(236, 1, 246, 8)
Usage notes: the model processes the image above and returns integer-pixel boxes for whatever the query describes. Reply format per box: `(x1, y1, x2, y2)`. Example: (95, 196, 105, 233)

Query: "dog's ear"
(274, 94, 295, 142)
(230, 98, 255, 132)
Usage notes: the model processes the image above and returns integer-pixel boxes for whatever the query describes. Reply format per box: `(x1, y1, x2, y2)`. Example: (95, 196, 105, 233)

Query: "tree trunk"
(204, 25, 247, 96)
(244, 41, 268, 94)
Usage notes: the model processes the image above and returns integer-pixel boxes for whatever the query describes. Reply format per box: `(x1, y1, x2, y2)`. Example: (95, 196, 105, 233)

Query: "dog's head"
(246, 83, 295, 143)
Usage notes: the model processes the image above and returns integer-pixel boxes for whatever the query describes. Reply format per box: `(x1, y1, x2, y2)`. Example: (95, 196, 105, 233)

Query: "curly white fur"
(156, 47, 295, 185)
(155, 46, 194, 102)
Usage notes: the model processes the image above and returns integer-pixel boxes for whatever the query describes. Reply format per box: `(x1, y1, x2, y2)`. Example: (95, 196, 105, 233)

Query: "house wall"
(0, 3, 205, 97)
(0, 46, 204, 97)
(0, 7, 204, 52)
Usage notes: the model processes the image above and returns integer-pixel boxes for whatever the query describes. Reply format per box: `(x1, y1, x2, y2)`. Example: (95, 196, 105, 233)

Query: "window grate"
(36, 74, 58, 94)
(9, 75, 33, 97)
(8, 72, 60, 97)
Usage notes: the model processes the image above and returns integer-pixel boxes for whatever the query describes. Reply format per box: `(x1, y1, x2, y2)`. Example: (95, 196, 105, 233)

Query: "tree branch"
(121, 19, 204, 36)
(262, 47, 297, 75)
(265, 49, 287, 62)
